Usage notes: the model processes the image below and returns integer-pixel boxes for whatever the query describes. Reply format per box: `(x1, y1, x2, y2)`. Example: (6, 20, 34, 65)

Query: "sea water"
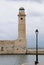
(0, 55, 44, 65)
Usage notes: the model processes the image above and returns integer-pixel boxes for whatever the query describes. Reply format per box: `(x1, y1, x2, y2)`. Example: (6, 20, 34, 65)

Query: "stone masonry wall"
(0, 39, 26, 54)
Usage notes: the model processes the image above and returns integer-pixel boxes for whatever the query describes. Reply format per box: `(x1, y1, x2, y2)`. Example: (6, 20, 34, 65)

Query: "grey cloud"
(29, 11, 44, 16)
(0, 23, 18, 40)
(30, 0, 43, 3)
(6, 0, 44, 3)
(30, 12, 44, 16)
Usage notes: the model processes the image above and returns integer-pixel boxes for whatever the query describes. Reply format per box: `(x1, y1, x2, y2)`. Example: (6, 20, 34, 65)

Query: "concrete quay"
(27, 49, 44, 55)
(22, 62, 42, 65)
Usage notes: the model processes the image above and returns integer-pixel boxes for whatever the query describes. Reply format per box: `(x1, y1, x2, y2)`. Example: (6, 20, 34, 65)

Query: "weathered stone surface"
(0, 7, 27, 54)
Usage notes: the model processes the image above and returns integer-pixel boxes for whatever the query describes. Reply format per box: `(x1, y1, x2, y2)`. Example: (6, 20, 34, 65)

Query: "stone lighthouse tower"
(18, 7, 26, 39)
(17, 7, 27, 54)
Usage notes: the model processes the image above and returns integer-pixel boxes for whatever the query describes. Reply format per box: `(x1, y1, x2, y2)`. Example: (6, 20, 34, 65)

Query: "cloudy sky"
(0, 0, 44, 48)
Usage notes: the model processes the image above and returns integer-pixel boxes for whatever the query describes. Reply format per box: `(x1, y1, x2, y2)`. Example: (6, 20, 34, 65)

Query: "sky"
(0, 0, 44, 48)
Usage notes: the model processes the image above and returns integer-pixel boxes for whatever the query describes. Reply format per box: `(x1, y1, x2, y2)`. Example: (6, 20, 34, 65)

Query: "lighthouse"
(17, 7, 27, 53)
(18, 7, 26, 39)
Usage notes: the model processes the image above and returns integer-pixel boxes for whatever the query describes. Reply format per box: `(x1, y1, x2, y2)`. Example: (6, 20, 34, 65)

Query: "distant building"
(0, 7, 27, 54)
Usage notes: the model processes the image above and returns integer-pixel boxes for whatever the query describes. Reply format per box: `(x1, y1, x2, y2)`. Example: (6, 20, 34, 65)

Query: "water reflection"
(0, 55, 44, 65)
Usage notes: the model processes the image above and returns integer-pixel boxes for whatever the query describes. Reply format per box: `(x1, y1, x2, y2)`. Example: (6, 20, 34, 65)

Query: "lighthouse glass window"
(20, 10, 24, 12)
(21, 18, 23, 20)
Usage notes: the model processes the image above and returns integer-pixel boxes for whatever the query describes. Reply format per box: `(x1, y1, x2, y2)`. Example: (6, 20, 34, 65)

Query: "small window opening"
(1, 47, 3, 51)
(19, 39, 21, 42)
(21, 18, 23, 20)
(17, 48, 18, 50)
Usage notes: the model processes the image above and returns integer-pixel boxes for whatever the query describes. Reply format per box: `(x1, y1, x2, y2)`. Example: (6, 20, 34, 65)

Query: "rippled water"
(0, 55, 44, 65)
